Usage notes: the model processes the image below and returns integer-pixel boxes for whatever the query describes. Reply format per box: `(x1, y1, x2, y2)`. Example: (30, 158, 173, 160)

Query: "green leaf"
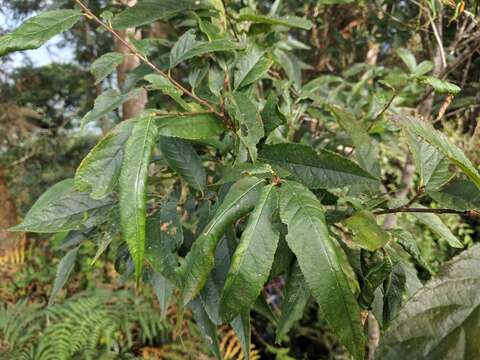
(261, 93, 285, 134)
(420, 76, 461, 94)
(396, 48, 416, 73)
(177, 177, 264, 306)
(428, 179, 480, 211)
(278, 180, 365, 360)
(276, 261, 310, 343)
(0, 10, 82, 56)
(81, 88, 143, 129)
(227, 92, 264, 162)
(391, 229, 433, 274)
(151, 272, 175, 319)
(237, 13, 312, 30)
(48, 246, 79, 305)
(90, 52, 125, 84)
(234, 45, 271, 89)
(111, 0, 207, 28)
(159, 136, 206, 192)
(344, 210, 390, 251)
(169, 30, 243, 68)
(219, 184, 280, 321)
(259, 143, 378, 189)
(119, 115, 158, 284)
(190, 298, 222, 360)
(231, 312, 251, 360)
(414, 61, 434, 76)
(410, 205, 463, 248)
(377, 244, 480, 359)
(405, 132, 452, 191)
(393, 114, 480, 189)
(156, 113, 224, 139)
(75, 119, 136, 199)
(10, 179, 115, 233)
(144, 74, 191, 111)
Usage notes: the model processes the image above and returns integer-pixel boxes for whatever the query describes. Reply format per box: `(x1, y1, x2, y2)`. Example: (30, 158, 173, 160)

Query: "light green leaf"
(377, 244, 480, 360)
(75, 119, 136, 199)
(0, 10, 82, 56)
(396, 48, 416, 73)
(429, 179, 480, 211)
(234, 45, 266, 89)
(278, 180, 365, 360)
(344, 210, 390, 251)
(10, 179, 115, 233)
(159, 136, 206, 191)
(219, 184, 280, 321)
(145, 74, 191, 111)
(276, 261, 310, 343)
(48, 246, 80, 305)
(259, 143, 378, 189)
(81, 88, 143, 129)
(410, 205, 463, 248)
(151, 272, 175, 319)
(90, 52, 125, 84)
(405, 132, 452, 191)
(111, 0, 207, 28)
(414, 61, 434, 76)
(190, 298, 222, 360)
(420, 76, 461, 94)
(156, 113, 224, 139)
(226, 92, 264, 162)
(119, 115, 158, 283)
(237, 13, 312, 30)
(170, 30, 243, 68)
(393, 114, 480, 189)
(177, 177, 264, 306)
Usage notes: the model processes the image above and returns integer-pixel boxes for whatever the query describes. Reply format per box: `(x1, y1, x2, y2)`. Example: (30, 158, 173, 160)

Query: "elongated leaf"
(238, 13, 312, 30)
(429, 179, 480, 211)
(91, 52, 125, 84)
(420, 76, 461, 94)
(276, 261, 310, 343)
(48, 246, 79, 305)
(151, 272, 175, 319)
(405, 132, 451, 191)
(81, 88, 143, 129)
(234, 45, 265, 89)
(231, 312, 251, 360)
(259, 143, 378, 189)
(10, 179, 115, 233)
(177, 177, 264, 305)
(75, 119, 136, 199)
(396, 48, 416, 73)
(156, 113, 224, 139)
(279, 180, 365, 360)
(344, 210, 389, 251)
(391, 229, 432, 274)
(0, 10, 82, 56)
(227, 92, 264, 162)
(219, 184, 280, 321)
(377, 244, 480, 359)
(261, 93, 285, 134)
(190, 298, 222, 360)
(159, 136, 206, 191)
(145, 74, 191, 110)
(119, 115, 158, 283)
(112, 0, 206, 28)
(393, 114, 480, 188)
(411, 205, 463, 248)
(170, 30, 243, 68)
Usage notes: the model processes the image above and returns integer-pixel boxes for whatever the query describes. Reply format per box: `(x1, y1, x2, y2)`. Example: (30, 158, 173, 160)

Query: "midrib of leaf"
(203, 178, 265, 234)
(284, 182, 361, 348)
(22, 12, 80, 37)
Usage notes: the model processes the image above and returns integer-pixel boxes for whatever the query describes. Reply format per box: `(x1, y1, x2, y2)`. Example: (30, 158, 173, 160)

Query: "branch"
(74, 0, 223, 119)
(374, 207, 480, 219)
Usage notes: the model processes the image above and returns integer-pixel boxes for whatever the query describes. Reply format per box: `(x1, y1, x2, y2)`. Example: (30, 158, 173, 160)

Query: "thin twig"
(374, 207, 480, 219)
(74, 0, 223, 119)
(154, 110, 214, 117)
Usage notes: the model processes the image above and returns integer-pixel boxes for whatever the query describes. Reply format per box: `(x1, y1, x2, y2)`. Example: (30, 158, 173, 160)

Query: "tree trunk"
(114, 0, 147, 120)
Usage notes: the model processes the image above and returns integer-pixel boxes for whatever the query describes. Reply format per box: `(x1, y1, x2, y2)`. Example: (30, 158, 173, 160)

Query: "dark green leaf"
(278, 180, 365, 360)
(90, 52, 125, 84)
(0, 10, 82, 56)
(75, 119, 136, 199)
(259, 143, 378, 189)
(145, 74, 191, 111)
(231, 312, 251, 360)
(156, 113, 224, 139)
(391, 229, 433, 274)
(237, 13, 312, 30)
(10, 179, 115, 233)
(377, 244, 480, 359)
(429, 179, 480, 211)
(276, 261, 310, 343)
(261, 93, 285, 134)
(119, 115, 158, 283)
(344, 210, 390, 251)
(219, 184, 280, 321)
(190, 298, 222, 360)
(48, 246, 79, 305)
(234, 45, 271, 89)
(177, 177, 264, 306)
(151, 272, 175, 319)
(159, 136, 206, 191)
